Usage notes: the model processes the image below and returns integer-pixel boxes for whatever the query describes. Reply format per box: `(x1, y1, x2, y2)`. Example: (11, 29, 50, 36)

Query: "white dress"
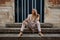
(20, 14, 41, 32)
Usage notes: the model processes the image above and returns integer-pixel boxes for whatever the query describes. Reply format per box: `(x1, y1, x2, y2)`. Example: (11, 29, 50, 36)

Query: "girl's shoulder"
(37, 14, 40, 17)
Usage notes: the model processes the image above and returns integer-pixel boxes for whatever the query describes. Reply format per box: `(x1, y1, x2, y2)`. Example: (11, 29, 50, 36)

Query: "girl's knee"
(36, 21, 40, 24)
(23, 21, 28, 25)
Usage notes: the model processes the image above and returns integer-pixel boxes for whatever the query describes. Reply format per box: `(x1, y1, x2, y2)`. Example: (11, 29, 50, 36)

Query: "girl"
(19, 9, 43, 37)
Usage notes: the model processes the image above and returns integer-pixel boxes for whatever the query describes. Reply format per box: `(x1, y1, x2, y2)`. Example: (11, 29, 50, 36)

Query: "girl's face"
(32, 10, 37, 15)
(32, 10, 35, 14)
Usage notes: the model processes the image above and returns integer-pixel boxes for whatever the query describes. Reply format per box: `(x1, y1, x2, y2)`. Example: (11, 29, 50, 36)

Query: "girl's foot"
(19, 32, 23, 37)
(39, 33, 44, 36)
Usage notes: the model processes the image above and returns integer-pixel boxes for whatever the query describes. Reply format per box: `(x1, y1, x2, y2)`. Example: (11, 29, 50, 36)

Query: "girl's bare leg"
(36, 21, 44, 36)
(19, 21, 28, 37)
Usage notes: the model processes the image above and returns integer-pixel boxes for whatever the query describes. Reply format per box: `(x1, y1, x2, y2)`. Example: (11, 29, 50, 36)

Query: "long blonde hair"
(31, 9, 38, 21)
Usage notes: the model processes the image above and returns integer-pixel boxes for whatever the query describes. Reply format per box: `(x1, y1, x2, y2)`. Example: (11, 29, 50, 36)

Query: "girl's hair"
(32, 9, 39, 21)
(32, 9, 37, 15)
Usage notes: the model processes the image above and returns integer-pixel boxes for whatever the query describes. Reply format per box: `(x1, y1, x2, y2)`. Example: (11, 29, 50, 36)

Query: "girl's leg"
(36, 21, 43, 36)
(36, 21, 41, 32)
(19, 21, 28, 37)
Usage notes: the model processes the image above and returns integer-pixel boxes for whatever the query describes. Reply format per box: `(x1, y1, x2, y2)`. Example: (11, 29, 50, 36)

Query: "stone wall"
(44, 0, 60, 28)
(0, 0, 15, 27)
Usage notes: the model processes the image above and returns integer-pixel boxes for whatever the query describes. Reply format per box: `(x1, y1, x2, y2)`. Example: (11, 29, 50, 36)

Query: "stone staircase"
(0, 23, 60, 40)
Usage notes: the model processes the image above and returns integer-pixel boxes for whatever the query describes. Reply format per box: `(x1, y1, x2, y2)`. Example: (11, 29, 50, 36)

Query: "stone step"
(0, 28, 60, 34)
(6, 23, 53, 28)
(0, 34, 60, 40)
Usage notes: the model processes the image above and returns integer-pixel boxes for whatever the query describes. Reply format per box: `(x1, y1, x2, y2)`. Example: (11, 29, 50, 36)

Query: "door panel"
(15, 0, 44, 23)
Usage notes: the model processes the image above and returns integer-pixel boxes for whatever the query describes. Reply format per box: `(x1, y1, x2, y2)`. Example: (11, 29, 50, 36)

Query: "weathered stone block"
(0, 0, 15, 27)
(44, 0, 60, 28)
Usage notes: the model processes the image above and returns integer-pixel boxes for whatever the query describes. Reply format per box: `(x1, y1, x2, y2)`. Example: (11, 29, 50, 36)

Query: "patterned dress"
(20, 14, 41, 32)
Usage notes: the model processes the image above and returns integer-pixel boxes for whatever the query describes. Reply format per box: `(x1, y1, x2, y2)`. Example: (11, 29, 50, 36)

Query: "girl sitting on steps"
(19, 9, 43, 37)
